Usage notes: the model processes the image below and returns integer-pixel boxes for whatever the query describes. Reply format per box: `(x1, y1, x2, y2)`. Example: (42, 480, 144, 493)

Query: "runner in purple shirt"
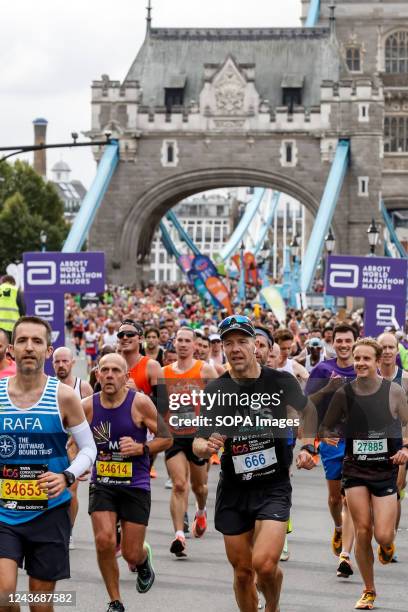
(306, 323, 358, 580)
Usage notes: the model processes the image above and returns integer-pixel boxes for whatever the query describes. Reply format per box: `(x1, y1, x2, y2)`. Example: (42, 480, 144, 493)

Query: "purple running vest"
(90, 390, 150, 491)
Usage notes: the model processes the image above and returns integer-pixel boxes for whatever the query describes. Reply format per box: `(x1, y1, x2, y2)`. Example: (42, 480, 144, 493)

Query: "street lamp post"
(237, 240, 246, 304)
(367, 218, 380, 255)
(290, 235, 301, 308)
(324, 227, 335, 310)
(40, 230, 47, 253)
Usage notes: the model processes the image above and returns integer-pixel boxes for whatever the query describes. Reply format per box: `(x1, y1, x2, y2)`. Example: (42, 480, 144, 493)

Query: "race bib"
(96, 460, 133, 485)
(353, 439, 388, 458)
(0, 464, 48, 511)
(232, 447, 277, 475)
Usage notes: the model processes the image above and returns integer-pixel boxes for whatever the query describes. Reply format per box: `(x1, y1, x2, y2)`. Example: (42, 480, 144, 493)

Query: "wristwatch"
(300, 444, 318, 456)
(62, 470, 76, 488)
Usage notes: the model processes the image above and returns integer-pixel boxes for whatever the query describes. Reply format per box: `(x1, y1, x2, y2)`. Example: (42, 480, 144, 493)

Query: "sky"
(1, 0, 302, 188)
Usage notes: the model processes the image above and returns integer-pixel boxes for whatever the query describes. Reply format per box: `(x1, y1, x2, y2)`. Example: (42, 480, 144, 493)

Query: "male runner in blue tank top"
(321, 338, 408, 610)
(0, 316, 96, 612)
(82, 353, 172, 612)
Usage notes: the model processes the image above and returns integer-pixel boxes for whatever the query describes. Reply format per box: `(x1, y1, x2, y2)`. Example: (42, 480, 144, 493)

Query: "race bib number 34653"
(0, 464, 48, 511)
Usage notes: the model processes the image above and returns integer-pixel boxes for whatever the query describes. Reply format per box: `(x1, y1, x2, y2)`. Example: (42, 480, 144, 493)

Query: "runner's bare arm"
(319, 387, 346, 439)
(201, 362, 219, 382)
(80, 380, 94, 398)
(119, 393, 172, 457)
(38, 386, 96, 497)
(81, 395, 94, 424)
(193, 433, 224, 459)
(147, 359, 162, 387)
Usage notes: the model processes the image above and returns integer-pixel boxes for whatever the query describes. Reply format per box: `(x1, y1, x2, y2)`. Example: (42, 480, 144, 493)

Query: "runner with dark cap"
(194, 315, 317, 612)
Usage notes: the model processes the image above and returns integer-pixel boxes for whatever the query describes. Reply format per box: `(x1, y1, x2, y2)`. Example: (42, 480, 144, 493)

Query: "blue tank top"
(0, 376, 70, 525)
(90, 390, 150, 491)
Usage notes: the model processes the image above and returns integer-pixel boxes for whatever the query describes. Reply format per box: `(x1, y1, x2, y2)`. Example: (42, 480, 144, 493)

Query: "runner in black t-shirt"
(193, 315, 317, 612)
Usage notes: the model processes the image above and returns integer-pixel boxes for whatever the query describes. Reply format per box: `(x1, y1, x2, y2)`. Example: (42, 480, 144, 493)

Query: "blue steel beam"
(166, 210, 200, 255)
(306, 0, 320, 27)
(159, 220, 181, 260)
(300, 139, 350, 292)
(253, 192, 280, 256)
(220, 188, 266, 261)
(63, 140, 119, 252)
(381, 201, 407, 258)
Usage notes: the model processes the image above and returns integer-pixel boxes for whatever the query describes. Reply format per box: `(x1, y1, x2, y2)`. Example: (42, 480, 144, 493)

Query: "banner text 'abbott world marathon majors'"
(325, 255, 408, 335)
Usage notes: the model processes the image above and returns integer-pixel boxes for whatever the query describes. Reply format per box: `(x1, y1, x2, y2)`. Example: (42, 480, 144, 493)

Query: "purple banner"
(326, 255, 408, 298)
(23, 252, 105, 293)
(25, 292, 65, 375)
(364, 297, 406, 337)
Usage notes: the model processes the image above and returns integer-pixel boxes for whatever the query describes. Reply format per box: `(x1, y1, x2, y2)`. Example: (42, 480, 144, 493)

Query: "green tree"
(0, 160, 68, 270)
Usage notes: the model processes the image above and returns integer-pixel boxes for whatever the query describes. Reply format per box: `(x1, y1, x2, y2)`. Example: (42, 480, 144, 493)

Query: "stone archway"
(117, 167, 326, 283)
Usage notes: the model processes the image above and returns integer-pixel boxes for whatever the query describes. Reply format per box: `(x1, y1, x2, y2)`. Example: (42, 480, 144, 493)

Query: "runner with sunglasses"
(194, 315, 317, 612)
(117, 321, 162, 399)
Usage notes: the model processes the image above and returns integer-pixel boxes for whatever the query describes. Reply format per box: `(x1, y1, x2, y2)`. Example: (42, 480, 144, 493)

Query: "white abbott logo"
(376, 304, 396, 327)
(329, 263, 359, 289)
(26, 261, 57, 286)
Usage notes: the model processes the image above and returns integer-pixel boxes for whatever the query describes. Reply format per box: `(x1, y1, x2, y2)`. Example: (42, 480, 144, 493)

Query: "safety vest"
(0, 283, 19, 332)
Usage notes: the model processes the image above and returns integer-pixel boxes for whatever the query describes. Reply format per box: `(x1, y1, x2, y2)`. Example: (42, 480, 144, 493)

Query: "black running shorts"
(214, 476, 292, 535)
(165, 438, 207, 466)
(88, 483, 151, 525)
(0, 502, 71, 581)
(342, 474, 398, 497)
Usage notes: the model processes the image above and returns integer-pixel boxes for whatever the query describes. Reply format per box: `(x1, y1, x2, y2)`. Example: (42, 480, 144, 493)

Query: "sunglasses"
(117, 331, 138, 339)
(219, 315, 252, 331)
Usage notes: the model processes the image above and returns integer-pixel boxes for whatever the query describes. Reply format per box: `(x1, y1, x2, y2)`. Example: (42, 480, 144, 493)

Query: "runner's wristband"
(300, 444, 318, 456)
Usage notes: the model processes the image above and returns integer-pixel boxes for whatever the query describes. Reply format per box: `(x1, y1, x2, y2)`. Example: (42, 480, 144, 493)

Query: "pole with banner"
(23, 252, 105, 373)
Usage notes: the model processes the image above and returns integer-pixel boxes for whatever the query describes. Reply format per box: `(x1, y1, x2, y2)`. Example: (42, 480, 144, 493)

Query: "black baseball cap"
(219, 315, 256, 339)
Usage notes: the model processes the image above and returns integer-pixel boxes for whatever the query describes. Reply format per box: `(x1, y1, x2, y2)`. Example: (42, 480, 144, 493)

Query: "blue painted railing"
(253, 192, 280, 256)
(166, 210, 201, 256)
(300, 139, 350, 292)
(220, 188, 265, 261)
(63, 140, 119, 252)
(159, 220, 181, 260)
(381, 201, 407, 258)
(306, 0, 320, 27)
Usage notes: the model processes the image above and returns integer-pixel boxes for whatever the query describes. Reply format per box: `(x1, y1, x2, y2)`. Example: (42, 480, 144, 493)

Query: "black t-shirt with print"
(198, 366, 307, 486)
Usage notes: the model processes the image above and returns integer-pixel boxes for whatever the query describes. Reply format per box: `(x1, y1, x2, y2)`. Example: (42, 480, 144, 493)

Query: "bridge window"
(161, 139, 179, 167)
(281, 74, 304, 113)
(385, 31, 408, 73)
(346, 46, 361, 72)
(280, 140, 298, 167)
(358, 103, 369, 123)
(384, 116, 408, 153)
(358, 177, 369, 197)
(165, 88, 184, 112)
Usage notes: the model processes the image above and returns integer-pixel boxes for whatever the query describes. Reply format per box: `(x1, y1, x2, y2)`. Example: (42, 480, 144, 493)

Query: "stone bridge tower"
(88, 9, 385, 284)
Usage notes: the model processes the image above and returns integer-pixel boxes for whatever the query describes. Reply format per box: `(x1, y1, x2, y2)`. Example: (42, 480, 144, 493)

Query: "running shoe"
(192, 511, 207, 538)
(378, 542, 395, 565)
(331, 528, 342, 557)
(136, 542, 155, 593)
(210, 452, 220, 465)
(354, 590, 376, 610)
(150, 466, 157, 478)
(336, 553, 353, 578)
(165, 478, 173, 489)
(391, 552, 398, 563)
(286, 517, 293, 534)
(280, 536, 289, 562)
(106, 601, 124, 612)
(183, 512, 190, 535)
(170, 534, 186, 557)
(69, 535, 75, 550)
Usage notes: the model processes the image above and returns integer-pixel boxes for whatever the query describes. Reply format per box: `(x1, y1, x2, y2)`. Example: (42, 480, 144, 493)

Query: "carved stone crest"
(214, 63, 245, 115)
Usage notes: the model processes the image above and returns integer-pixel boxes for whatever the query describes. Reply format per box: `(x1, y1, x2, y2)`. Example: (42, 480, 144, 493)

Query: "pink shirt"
(0, 359, 16, 379)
